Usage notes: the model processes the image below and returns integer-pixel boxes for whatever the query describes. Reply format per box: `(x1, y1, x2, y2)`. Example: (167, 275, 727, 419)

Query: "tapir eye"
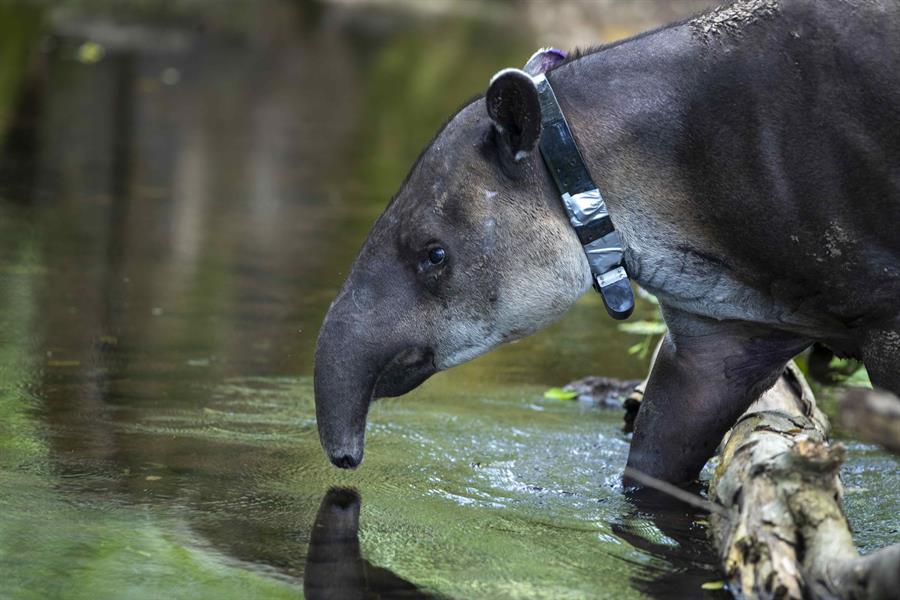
(428, 247, 446, 265)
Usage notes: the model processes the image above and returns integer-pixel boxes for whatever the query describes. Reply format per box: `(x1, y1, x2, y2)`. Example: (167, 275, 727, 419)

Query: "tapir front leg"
(625, 308, 811, 486)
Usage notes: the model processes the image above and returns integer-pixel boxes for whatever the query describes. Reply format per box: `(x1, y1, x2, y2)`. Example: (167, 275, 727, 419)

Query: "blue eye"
(428, 247, 446, 265)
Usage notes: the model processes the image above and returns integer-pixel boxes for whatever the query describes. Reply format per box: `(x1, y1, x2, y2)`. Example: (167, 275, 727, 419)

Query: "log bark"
(708, 363, 900, 599)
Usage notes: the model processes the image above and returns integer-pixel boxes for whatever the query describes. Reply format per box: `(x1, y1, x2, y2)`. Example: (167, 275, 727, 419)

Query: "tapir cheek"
(350, 287, 376, 312)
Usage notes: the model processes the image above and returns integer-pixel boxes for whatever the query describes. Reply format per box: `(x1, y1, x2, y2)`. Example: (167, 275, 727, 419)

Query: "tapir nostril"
(333, 454, 359, 469)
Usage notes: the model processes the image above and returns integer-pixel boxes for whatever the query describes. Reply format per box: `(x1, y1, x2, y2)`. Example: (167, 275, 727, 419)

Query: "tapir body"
(315, 0, 900, 484)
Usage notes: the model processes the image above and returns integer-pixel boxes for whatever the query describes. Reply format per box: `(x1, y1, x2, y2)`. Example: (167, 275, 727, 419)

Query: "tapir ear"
(486, 68, 542, 162)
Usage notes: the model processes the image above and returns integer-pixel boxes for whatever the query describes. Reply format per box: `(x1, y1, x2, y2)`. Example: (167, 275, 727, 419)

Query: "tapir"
(314, 0, 900, 485)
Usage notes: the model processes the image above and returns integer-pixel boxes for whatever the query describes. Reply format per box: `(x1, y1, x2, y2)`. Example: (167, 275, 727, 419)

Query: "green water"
(0, 2, 896, 598)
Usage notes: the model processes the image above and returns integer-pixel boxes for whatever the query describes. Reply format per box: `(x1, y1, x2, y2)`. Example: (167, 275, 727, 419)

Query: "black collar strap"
(531, 73, 635, 320)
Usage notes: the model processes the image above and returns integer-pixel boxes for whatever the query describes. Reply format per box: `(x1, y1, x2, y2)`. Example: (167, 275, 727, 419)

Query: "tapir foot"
(625, 307, 811, 486)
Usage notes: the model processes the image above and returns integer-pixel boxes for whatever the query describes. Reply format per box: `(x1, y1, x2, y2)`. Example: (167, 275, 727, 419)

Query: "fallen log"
(577, 337, 900, 598)
(708, 362, 900, 599)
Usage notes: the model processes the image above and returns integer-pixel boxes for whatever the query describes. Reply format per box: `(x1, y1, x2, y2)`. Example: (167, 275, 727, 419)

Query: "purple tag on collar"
(523, 47, 567, 76)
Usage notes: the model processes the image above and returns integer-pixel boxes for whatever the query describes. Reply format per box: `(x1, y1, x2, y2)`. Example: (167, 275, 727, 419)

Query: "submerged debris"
(562, 375, 640, 408)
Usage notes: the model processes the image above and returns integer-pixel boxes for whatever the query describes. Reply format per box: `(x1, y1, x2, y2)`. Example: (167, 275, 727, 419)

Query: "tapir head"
(314, 68, 592, 468)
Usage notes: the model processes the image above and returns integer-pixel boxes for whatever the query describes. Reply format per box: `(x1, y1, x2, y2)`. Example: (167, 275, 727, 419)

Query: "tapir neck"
(539, 8, 855, 332)
(543, 22, 723, 310)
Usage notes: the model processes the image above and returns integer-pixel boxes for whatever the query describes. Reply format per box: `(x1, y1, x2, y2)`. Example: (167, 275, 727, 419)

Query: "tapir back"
(674, 0, 900, 325)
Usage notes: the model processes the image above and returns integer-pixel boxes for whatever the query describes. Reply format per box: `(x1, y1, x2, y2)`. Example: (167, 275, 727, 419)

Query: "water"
(0, 2, 896, 598)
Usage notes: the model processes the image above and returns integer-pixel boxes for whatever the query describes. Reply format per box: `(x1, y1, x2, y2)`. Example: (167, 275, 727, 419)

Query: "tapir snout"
(315, 321, 437, 468)
(314, 259, 440, 468)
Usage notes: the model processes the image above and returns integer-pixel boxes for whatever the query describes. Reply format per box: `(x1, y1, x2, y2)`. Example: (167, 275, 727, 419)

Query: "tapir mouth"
(373, 346, 437, 399)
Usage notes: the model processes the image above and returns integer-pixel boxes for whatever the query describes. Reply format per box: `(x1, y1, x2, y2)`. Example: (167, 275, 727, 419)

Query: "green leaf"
(543, 387, 578, 401)
(636, 287, 660, 305)
(701, 580, 725, 590)
(77, 41, 105, 64)
(618, 320, 667, 336)
(844, 367, 873, 388)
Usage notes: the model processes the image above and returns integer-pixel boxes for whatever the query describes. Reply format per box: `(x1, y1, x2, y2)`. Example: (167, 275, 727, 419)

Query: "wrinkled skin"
(315, 0, 900, 483)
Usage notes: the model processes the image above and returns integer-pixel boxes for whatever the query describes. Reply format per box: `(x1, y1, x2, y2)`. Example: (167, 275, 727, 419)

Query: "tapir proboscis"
(314, 0, 900, 485)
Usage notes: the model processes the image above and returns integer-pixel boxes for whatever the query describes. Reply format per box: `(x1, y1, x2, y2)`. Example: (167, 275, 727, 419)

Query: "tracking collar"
(528, 69, 635, 320)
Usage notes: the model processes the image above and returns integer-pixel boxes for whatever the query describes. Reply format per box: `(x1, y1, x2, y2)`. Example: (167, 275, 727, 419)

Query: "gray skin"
(315, 0, 900, 484)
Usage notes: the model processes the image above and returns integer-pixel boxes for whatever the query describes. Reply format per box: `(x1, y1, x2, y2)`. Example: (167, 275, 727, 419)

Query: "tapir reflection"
(303, 488, 437, 600)
(613, 487, 727, 599)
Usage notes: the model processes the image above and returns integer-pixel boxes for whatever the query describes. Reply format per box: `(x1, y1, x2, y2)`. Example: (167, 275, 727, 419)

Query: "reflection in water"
(305, 488, 436, 600)
(615, 488, 730, 599)
(297, 484, 727, 600)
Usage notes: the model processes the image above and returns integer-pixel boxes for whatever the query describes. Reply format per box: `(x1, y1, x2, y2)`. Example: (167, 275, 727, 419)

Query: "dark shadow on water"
(305, 488, 439, 600)
(613, 486, 731, 600)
